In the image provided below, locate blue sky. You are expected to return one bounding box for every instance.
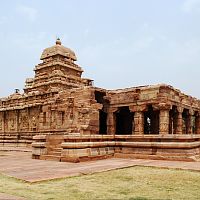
[0,0,200,98]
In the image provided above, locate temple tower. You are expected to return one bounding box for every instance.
[24,38,92,94]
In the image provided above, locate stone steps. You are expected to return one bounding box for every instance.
[40,147,63,161]
[51,147,62,156]
[0,133,34,147]
[40,155,62,162]
[53,148,62,152]
[51,151,62,156]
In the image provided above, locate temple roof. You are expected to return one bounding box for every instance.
[40,38,77,61]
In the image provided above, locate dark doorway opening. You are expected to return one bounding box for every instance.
[99,110,107,134]
[95,91,106,104]
[194,111,199,134]
[182,109,189,134]
[115,107,133,135]
[144,105,159,134]
[95,90,109,135]
[169,106,178,134]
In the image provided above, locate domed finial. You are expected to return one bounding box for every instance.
[56,38,61,45]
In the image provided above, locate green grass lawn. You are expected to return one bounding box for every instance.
[0,166,200,200]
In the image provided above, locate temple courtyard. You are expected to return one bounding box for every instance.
[0,148,200,199]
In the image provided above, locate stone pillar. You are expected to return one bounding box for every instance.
[50,111,56,129]
[195,113,200,134]
[158,103,171,135]
[159,109,170,135]
[187,110,194,134]
[134,111,144,135]
[3,112,7,132]
[16,110,19,132]
[132,116,135,135]
[2,112,5,133]
[27,108,30,131]
[176,107,183,134]
[129,105,146,135]
[107,108,118,135]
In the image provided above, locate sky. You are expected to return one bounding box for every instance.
[0,0,200,98]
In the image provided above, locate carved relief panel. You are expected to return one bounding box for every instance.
[19,110,29,131]
[9,118,15,130]
[29,107,40,131]
[6,111,17,131]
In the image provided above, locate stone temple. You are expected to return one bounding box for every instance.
[1,39,200,162]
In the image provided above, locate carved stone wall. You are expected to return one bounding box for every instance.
[0,40,200,147]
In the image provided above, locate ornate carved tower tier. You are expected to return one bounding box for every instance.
[24,38,92,94]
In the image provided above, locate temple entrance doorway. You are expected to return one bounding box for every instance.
[95,90,108,135]
[115,106,133,135]
[99,110,107,134]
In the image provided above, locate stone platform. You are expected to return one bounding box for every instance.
[32,134,200,162]
[1,149,200,183]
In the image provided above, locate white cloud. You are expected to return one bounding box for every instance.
[16,5,38,22]
[181,0,200,13]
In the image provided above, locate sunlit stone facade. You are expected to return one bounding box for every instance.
[1,39,200,162]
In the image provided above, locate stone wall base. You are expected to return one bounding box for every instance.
[0,132,35,148]
[32,134,200,162]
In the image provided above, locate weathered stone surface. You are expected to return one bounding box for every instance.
[1,39,200,162]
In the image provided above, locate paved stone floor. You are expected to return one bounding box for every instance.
[1,150,200,183]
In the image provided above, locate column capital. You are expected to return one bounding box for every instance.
[158,103,171,110]
[96,104,103,110]
[189,109,194,116]
[177,106,184,113]
[107,107,118,113]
